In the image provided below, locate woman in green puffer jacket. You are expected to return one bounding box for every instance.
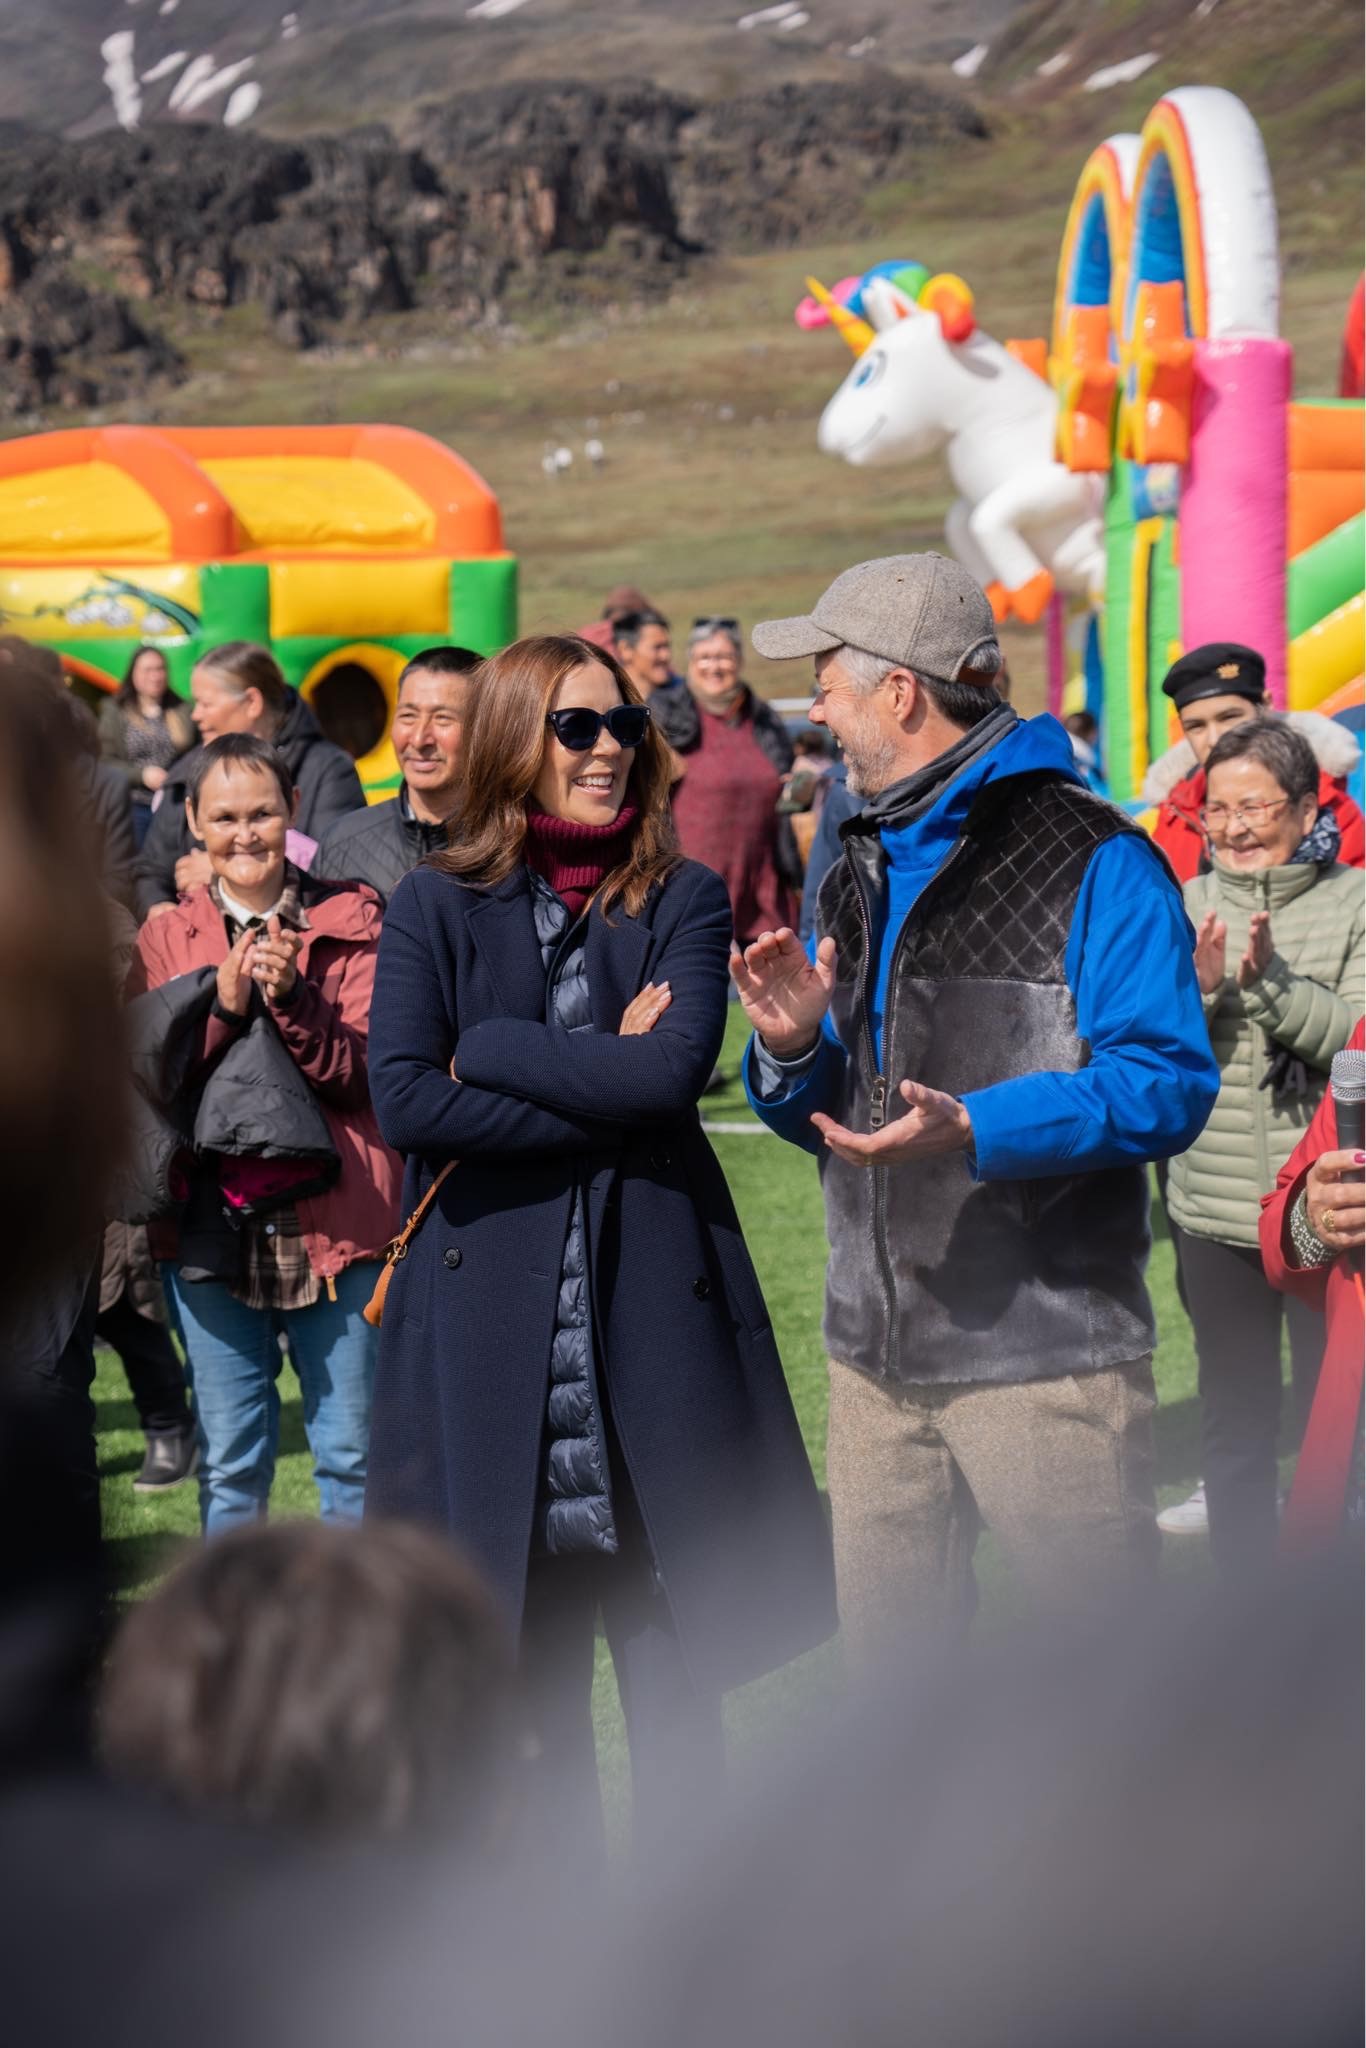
[1163,719,1364,1575]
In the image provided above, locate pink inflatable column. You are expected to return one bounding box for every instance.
[1181,336,1293,705]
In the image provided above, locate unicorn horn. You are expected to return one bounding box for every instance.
[805,275,874,356]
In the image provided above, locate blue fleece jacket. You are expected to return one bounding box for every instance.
[746,713,1218,1178]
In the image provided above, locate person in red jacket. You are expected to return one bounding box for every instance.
[1259,1018,1365,1553]
[127,732,402,1534]
[1144,643,1365,884]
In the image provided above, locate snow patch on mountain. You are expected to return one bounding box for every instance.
[165,52,256,112]
[466,0,533,16]
[738,3,807,27]
[1083,52,1159,90]
[224,80,263,125]
[951,41,988,77]
[141,49,188,81]
[101,30,141,128]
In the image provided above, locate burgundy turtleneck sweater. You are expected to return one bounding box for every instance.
[523,803,639,917]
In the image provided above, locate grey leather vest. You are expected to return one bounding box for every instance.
[817,770,1156,1386]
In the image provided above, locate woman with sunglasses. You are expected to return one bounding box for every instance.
[1163,719,1363,1574]
[365,635,835,1850]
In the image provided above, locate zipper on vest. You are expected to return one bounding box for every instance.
[845,848,900,1375]
[858,830,973,1379]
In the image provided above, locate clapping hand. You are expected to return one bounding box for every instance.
[1193,909,1228,995]
[215,927,257,1017]
[1236,910,1274,990]
[250,915,301,1003]
[729,928,837,1061]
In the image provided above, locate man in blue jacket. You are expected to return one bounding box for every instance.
[734,555,1218,1659]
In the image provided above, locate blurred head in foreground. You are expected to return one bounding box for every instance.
[100,1519,520,1845]
[0,637,125,1303]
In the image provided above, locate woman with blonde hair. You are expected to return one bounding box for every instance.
[366,634,834,1847]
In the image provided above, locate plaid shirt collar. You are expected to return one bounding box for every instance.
[212,862,311,941]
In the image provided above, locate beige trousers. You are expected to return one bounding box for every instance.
[826,1357,1160,1666]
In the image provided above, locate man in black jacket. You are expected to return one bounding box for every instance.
[134,646,364,920]
[312,647,479,904]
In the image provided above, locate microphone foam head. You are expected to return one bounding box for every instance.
[1330,1048,1366,1103]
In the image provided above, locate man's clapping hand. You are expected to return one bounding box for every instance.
[812,1079,973,1167]
[729,928,837,1061]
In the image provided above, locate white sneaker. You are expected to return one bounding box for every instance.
[1158,1483,1208,1535]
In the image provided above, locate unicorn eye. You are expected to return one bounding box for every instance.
[852,351,886,389]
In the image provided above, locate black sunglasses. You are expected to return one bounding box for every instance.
[546,703,651,752]
[692,615,740,634]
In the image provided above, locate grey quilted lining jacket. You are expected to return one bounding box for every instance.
[529,872,618,1556]
[1167,859,1365,1248]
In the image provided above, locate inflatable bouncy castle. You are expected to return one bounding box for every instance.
[800,87,1364,806]
[1049,88,1364,801]
[0,424,517,797]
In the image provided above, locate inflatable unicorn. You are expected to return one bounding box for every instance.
[800,260,1105,623]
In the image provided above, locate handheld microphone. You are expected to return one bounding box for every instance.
[1330,1051,1365,1270]
[1330,1049,1366,1172]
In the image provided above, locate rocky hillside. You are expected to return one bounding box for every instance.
[0,74,988,411]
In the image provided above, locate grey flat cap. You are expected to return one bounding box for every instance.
[752,553,1001,683]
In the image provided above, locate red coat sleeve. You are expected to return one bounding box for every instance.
[1260,1016,1366,1304]
[1328,785,1365,871]
[1150,801,1201,884]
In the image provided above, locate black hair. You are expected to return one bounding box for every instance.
[398,646,483,689]
[1205,718,1319,805]
[920,673,1002,730]
[188,733,295,813]
[613,609,670,648]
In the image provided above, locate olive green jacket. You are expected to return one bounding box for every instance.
[1167,860,1365,1247]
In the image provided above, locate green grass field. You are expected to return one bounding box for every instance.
[98,1001,1282,1816]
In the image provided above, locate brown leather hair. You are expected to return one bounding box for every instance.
[429,634,680,917]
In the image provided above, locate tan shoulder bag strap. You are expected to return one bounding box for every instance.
[363,1159,458,1329]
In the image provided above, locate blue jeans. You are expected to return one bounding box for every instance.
[164,1262,378,1534]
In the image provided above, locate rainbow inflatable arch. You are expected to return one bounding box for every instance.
[1047,87,1363,801]
[0,423,518,798]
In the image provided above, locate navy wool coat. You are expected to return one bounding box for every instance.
[365,856,836,1694]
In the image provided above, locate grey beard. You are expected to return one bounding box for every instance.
[844,732,899,797]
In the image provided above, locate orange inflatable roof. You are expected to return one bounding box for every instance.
[0,424,504,565]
